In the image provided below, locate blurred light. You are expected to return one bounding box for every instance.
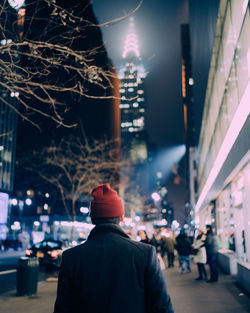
[156,171,162,179]
[195,81,250,213]
[80,207,89,214]
[162,209,167,213]
[25,198,32,205]
[172,220,179,228]
[44,203,48,210]
[50,250,59,258]
[25,249,32,256]
[11,198,18,206]
[11,221,21,230]
[0,146,3,151]
[124,217,132,226]
[45,193,50,198]
[34,221,40,226]
[152,192,160,201]
[26,190,34,197]
[156,145,186,181]
[135,216,140,222]
[54,221,60,226]
[189,77,194,85]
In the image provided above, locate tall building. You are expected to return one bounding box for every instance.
[4,0,120,240]
[0,1,25,234]
[0,1,24,193]
[180,24,197,216]
[195,0,250,293]
[118,18,148,216]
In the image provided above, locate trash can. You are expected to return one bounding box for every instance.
[16,257,39,296]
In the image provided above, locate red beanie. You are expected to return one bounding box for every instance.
[90,184,124,218]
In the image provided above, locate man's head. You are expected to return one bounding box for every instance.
[206,224,213,233]
[90,184,124,225]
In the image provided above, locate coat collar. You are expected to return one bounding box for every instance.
[88,223,130,240]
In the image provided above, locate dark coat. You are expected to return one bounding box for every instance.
[175,233,192,256]
[54,223,174,313]
[204,231,218,254]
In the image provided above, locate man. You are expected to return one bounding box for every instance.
[161,232,176,268]
[175,230,192,274]
[54,184,174,313]
[204,224,219,283]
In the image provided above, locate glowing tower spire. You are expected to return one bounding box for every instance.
[122,17,140,58]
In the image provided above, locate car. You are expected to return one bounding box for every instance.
[25,239,68,270]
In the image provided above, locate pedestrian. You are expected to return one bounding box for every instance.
[161,232,176,268]
[175,230,192,274]
[54,184,174,313]
[150,231,161,253]
[137,229,150,244]
[204,225,219,283]
[192,229,207,281]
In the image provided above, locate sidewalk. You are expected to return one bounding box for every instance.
[165,263,250,313]
[0,263,249,313]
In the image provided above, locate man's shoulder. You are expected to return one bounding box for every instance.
[63,236,153,257]
[62,242,87,258]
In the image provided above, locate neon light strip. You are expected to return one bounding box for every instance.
[195,81,250,213]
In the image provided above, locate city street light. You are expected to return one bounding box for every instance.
[80,207,89,214]
[11,198,18,206]
[25,198,32,206]
[151,192,160,202]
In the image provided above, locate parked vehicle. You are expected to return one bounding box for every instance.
[25,239,67,270]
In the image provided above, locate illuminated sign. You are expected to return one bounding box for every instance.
[0,192,9,224]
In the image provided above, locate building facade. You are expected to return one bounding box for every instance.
[118,18,148,216]
[195,0,250,292]
[0,1,25,238]
[180,23,197,215]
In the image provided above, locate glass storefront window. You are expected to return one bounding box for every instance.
[223,2,235,80]
[231,0,247,43]
[235,11,250,100]
[226,62,239,123]
[218,93,230,141]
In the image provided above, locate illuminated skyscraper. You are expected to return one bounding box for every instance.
[0,1,25,193]
[119,18,148,211]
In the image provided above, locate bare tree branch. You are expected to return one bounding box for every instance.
[20,135,130,225]
[0,0,143,129]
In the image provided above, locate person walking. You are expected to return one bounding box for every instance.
[192,229,207,281]
[54,184,174,313]
[175,230,192,274]
[161,233,176,268]
[204,224,219,283]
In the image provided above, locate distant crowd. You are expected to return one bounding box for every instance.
[137,224,219,283]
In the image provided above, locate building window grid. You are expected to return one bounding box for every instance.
[198,4,250,190]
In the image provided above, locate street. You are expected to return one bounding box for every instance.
[0,250,57,295]
[0,260,249,313]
